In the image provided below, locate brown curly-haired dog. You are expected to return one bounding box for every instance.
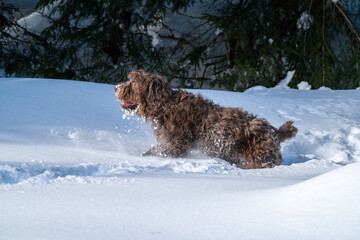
[114,70,297,169]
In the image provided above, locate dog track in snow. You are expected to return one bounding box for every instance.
[2,125,359,185]
[0,161,242,184]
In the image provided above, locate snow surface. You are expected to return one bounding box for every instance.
[276,70,295,88]
[1,78,360,240]
[147,26,161,47]
[296,12,314,31]
[297,81,312,90]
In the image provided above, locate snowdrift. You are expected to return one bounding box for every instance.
[1,78,360,240]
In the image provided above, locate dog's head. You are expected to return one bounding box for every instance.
[114,70,172,117]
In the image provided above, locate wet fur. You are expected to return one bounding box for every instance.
[115,70,297,169]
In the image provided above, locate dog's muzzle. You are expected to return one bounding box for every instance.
[114,83,125,100]
[114,83,123,93]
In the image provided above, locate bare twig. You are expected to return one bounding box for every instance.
[333,2,360,42]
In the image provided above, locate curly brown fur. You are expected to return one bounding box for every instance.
[114,70,298,169]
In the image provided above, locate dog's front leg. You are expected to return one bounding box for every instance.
[142,145,162,157]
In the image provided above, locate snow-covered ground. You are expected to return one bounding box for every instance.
[1,78,360,240]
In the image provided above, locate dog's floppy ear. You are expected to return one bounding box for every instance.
[146,75,172,103]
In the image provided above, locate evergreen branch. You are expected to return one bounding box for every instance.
[322,0,325,86]
[171,76,212,81]
[303,0,314,57]
[162,5,202,19]
[333,1,360,43]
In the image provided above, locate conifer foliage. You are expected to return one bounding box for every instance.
[177,0,360,90]
[1,0,195,83]
[1,0,359,90]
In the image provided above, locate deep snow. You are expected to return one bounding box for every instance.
[1,78,360,240]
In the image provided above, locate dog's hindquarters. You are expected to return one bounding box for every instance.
[200,115,285,169]
[242,120,297,168]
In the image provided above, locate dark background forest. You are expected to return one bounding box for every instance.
[1,0,360,91]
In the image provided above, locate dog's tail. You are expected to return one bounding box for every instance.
[277,121,298,142]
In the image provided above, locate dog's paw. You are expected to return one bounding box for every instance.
[142,146,158,157]
[142,151,152,157]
